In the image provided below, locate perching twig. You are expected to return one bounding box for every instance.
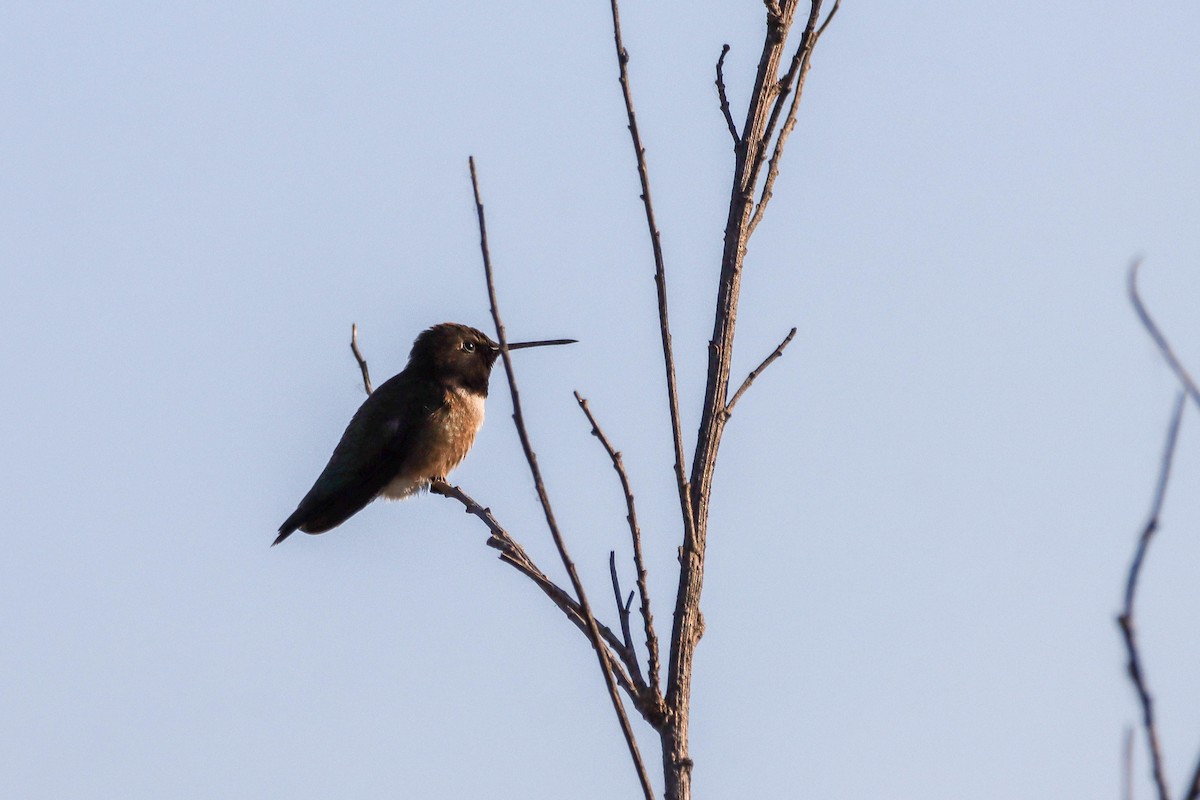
[468,156,656,800]
[577,391,662,700]
[1129,260,1200,411]
[430,480,648,706]
[607,0,698,564]
[350,323,373,394]
[716,45,740,144]
[724,327,797,418]
[1117,391,1186,800]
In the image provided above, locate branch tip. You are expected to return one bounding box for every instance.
[716,44,740,144]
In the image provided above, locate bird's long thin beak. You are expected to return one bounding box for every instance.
[504,338,578,350]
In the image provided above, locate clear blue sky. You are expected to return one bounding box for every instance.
[3,2,1199,798]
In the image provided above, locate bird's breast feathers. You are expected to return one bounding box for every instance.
[379,387,485,500]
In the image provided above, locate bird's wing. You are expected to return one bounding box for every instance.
[274,374,446,544]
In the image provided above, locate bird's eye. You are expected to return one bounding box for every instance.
[462,341,476,353]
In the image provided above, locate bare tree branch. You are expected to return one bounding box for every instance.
[1129,260,1200,411]
[350,323,373,394]
[606,0,699,565]
[468,156,657,800]
[724,327,797,418]
[1117,390,1186,800]
[748,0,839,235]
[1123,726,1135,800]
[715,45,740,145]
[576,391,663,701]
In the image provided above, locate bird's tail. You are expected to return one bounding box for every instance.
[272,510,304,547]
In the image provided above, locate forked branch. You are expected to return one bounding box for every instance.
[1122,258,1200,800]
[576,391,663,700]
[748,0,840,235]
[430,479,649,707]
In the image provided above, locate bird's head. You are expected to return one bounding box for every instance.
[407,323,575,395]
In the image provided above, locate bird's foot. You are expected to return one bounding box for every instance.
[429,477,451,496]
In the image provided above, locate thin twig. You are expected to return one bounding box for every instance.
[815,0,842,40]
[468,156,657,800]
[716,44,740,144]
[1123,726,1135,800]
[1117,391,1186,800]
[724,327,797,418]
[350,323,373,394]
[1129,260,1200,411]
[607,0,698,560]
[577,391,662,700]
[609,551,646,688]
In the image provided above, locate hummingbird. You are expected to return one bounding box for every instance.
[274,322,575,546]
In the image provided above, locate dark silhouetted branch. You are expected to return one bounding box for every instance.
[1117,391,1186,800]
[429,479,644,701]
[716,45,740,144]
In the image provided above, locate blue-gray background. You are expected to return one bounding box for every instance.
[3,2,1198,798]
